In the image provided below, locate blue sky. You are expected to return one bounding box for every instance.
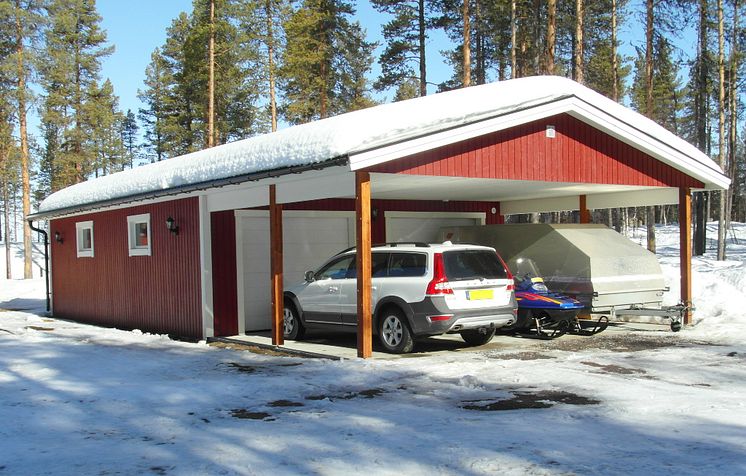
[91,1,689,124]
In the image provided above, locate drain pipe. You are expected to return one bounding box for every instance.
[27,219,50,313]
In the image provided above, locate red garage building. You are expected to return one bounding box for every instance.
[29,76,730,358]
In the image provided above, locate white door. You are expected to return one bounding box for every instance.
[384,211,486,243]
[236,211,355,332]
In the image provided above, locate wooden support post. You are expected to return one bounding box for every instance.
[269,184,284,345]
[579,195,591,224]
[679,187,693,325]
[355,171,373,358]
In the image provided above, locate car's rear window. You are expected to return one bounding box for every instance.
[443,250,507,280]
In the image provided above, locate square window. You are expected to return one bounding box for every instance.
[75,221,94,258]
[127,214,151,256]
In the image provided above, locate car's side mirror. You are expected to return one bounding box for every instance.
[304,270,315,282]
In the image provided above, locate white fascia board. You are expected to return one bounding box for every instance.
[566,99,730,190]
[277,169,355,204]
[207,184,269,212]
[501,196,580,214]
[502,188,680,214]
[348,99,574,171]
[586,188,679,209]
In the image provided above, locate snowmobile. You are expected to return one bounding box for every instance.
[505,257,608,339]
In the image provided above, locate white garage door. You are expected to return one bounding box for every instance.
[384,211,486,243]
[236,211,355,332]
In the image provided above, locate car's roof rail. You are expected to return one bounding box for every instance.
[381,242,430,248]
[332,242,431,256]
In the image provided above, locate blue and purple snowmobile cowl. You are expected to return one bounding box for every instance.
[505,258,607,339]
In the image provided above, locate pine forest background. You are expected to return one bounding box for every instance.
[1,0,745,279]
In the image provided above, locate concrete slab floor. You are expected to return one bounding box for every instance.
[210,319,680,360]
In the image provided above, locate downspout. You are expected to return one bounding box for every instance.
[27,219,50,313]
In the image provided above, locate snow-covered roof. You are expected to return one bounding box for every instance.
[36,76,729,218]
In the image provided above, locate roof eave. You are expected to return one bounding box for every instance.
[29,156,350,222]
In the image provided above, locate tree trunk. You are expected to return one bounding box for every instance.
[725,0,739,240]
[418,0,427,96]
[14,0,32,279]
[693,0,709,256]
[546,0,556,74]
[511,0,517,77]
[3,178,10,279]
[207,0,216,147]
[645,0,655,253]
[474,1,485,84]
[574,0,584,83]
[266,0,278,131]
[716,0,726,260]
[462,0,471,87]
[612,0,618,101]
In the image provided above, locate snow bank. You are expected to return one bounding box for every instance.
[38,76,723,215]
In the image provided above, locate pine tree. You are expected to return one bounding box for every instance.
[435,0,510,89]
[630,37,683,134]
[85,78,125,177]
[583,0,630,100]
[39,0,113,192]
[1,0,45,278]
[139,1,268,158]
[121,109,139,169]
[372,0,434,98]
[280,0,375,123]
[138,48,171,162]
[235,0,292,131]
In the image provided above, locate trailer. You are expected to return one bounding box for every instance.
[440,224,686,332]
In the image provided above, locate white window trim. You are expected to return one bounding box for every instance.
[127,213,152,257]
[75,221,94,258]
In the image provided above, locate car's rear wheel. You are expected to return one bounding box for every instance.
[283,301,305,340]
[460,328,496,346]
[378,309,414,354]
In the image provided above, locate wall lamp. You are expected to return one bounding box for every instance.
[54,231,63,244]
[372,207,378,220]
[166,216,179,235]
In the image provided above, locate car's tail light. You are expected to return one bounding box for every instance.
[497,252,514,291]
[426,253,453,295]
[428,315,452,322]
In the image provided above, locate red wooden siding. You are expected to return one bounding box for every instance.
[50,198,202,339]
[211,210,238,336]
[371,113,705,189]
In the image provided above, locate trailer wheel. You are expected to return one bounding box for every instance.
[670,320,682,332]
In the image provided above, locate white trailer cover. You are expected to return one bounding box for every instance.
[441,224,666,311]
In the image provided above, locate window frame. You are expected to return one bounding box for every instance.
[127,213,152,257]
[75,221,94,258]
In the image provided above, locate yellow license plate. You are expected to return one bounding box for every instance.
[467,289,493,300]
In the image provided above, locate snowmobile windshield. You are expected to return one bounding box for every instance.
[512,257,543,280]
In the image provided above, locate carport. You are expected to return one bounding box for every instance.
[202,76,729,358]
[33,76,729,355]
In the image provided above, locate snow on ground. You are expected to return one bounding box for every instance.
[1,224,746,475]
[1,242,46,280]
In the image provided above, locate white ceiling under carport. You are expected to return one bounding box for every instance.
[203,166,679,215]
[368,173,678,213]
